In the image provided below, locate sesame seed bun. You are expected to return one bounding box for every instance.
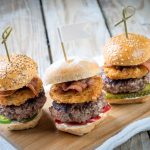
[0,54,38,91]
[44,57,100,84]
[0,110,42,130]
[106,95,150,104]
[55,111,110,136]
[103,33,150,66]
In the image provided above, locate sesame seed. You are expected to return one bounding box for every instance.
[0,54,38,91]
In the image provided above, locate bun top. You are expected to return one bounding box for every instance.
[103,33,150,66]
[0,54,38,91]
[45,57,100,84]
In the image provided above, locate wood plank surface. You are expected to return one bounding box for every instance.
[0,0,150,150]
[114,131,150,150]
[1,91,150,150]
[0,135,17,150]
[41,0,110,62]
[0,0,50,78]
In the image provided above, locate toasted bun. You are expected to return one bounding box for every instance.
[55,111,110,136]
[1,110,42,130]
[103,33,150,66]
[45,57,100,84]
[0,54,38,91]
[106,95,150,104]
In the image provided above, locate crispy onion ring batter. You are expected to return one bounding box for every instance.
[104,65,148,80]
[50,76,102,103]
[0,78,43,106]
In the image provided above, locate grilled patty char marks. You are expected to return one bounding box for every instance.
[0,90,46,121]
[49,94,108,123]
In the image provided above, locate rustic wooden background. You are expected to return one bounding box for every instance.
[0,0,150,149]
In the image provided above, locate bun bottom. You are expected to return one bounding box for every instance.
[55,111,110,136]
[107,95,150,104]
[1,110,42,130]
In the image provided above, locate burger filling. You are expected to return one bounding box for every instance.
[0,91,46,122]
[103,65,148,80]
[0,77,46,123]
[50,94,110,124]
[105,84,150,99]
[49,76,111,124]
[57,77,95,93]
[102,65,150,99]
[50,76,102,104]
[0,77,43,106]
[102,72,149,94]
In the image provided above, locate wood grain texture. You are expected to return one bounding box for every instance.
[0,135,17,150]
[99,0,150,38]
[1,92,150,150]
[42,0,110,62]
[0,0,50,78]
[114,131,150,150]
[0,0,150,150]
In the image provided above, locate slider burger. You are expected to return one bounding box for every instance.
[102,33,150,104]
[0,55,46,130]
[45,58,111,136]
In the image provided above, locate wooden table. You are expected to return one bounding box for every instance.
[0,0,150,149]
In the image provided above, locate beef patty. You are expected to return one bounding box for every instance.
[49,94,108,123]
[0,90,46,121]
[101,71,149,94]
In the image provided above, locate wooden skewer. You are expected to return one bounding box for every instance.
[114,6,135,38]
[122,8,128,38]
[57,28,68,62]
[1,26,13,62]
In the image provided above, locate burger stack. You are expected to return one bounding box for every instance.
[0,55,46,130]
[102,33,150,104]
[45,58,111,135]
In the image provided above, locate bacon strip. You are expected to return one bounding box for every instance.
[0,90,16,97]
[0,77,39,98]
[26,78,38,96]
[143,59,150,71]
[60,78,94,93]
